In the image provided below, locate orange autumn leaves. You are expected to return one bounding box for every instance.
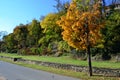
[57,1,104,50]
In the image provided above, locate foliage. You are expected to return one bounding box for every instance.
[18,48,39,55]
[71,49,86,60]
[57,1,105,76]
[40,13,64,55]
[13,24,28,49]
[40,13,62,38]
[102,11,120,54]
[40,13,61,47]
[3,33,17,53]
[57,1,104,50]
[58,41,71,52]
[1,0,120,62]
[0,41,5,52]
[30,47,40,55]
[28,19,42,46]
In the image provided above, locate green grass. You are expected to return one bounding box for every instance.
[0,53,120,69]
[0,58,119,80]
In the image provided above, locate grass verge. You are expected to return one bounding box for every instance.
[0,58,119,80]
[0,53,120,69]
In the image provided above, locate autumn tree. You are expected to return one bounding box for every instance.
[13,24,28,49]
[57,1,104,76]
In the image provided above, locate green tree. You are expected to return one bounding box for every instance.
[0,41,5,52]
[40,13,62,45]
[3,33,17,53]
[28,19,42,46]
[102,11,120,54]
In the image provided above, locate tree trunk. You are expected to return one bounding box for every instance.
[87,44,92,76]
[86,24,92,76]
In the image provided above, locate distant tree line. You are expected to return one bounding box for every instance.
[0,0,120,60]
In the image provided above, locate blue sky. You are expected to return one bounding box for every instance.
[0,0,69,33]
[0,0,112,33]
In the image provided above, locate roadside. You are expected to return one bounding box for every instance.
[0,61,80,80]
[0,58,119,80]
[0,53,120,69]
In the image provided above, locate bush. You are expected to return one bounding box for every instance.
[17,48,38,55]
[30,47,40,55]
[17,49,26,55]
[102,53,111,60]
[71,49,87,60]
[38,45,51,56]
[92,53,111,61]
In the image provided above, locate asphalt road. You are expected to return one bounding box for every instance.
[0,61,80,80]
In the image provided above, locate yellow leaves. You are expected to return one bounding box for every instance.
[76,22,81,26]
[75,10,80,16]
[93,3,100,11]
[56,1,104,50]
[69,2,77,9]
[41,13,60,32]
[61,16,65,21]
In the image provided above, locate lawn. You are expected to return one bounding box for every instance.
[0,53,120,69]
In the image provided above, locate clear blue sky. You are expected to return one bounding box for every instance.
[0,0,70,33]
[0,0,112,33]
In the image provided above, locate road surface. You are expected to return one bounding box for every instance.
[0,61,80,80]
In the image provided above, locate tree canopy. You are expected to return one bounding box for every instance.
[57,1,104,50]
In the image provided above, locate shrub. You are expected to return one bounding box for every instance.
[30,47,40,55]
[71,49,87,60]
